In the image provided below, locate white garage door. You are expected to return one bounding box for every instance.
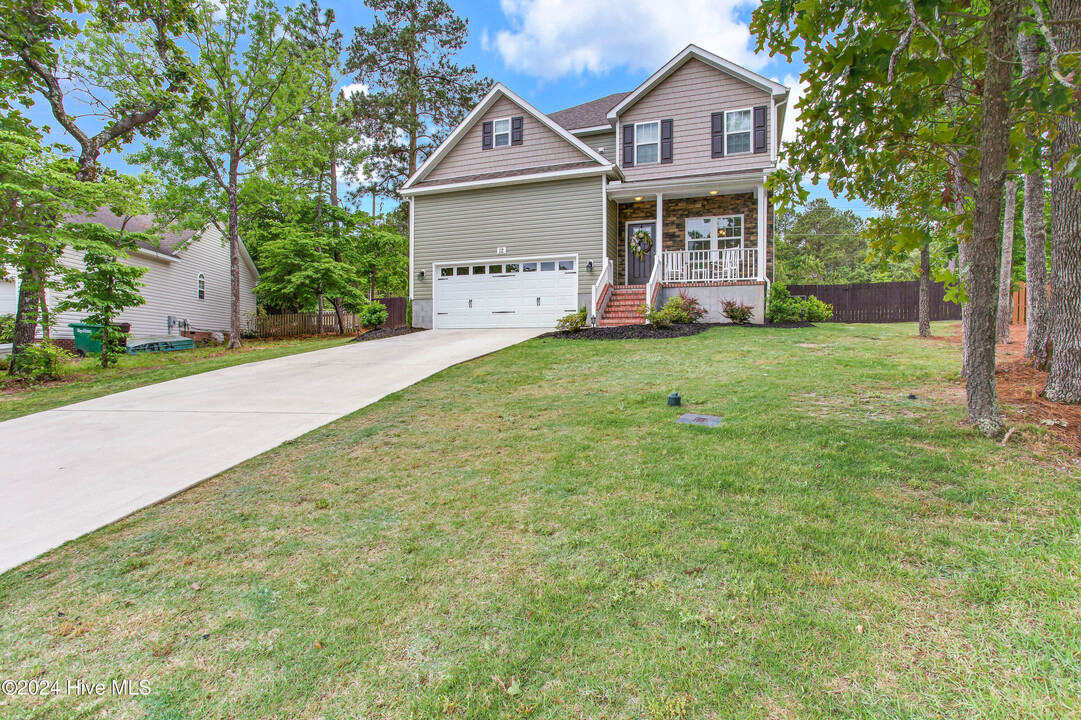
[434,257,579,328]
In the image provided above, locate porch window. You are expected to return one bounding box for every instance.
[726,110,752,155]
[493,118,511,147]
[635,121,660,164]
[684,215,744,251]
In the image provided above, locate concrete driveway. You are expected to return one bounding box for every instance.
[0,328,541,573]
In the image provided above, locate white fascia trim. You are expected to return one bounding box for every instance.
[400,164,618,197]
[402,83,612,190]
[570,124,614,135]
[607,45,789,122]
[132,247,178,263]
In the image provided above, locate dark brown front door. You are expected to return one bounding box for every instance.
[627,222,656,285]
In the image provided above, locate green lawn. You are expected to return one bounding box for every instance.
[0,335,351,422]
[1,322,1077,719]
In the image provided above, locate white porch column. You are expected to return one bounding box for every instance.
[656,192,664,255]
[756,185,767,280]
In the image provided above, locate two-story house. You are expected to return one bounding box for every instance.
[401,45,789,329]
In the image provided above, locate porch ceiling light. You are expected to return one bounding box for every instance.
[634,196,643,201]
[709,190,718,195]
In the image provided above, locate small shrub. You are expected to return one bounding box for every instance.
[765,283,834,323]
[556,306,588,332]
[640,294,705,327]
[720,299,754,324]
[803,295,834,322]
[359,301,389,329]
[8,340,70,382]
[0,313,14,343]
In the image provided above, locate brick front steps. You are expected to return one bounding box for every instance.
[598,285,647,327]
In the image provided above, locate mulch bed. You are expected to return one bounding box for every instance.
[937,322,1080,455]
[349,326,426,343]
[539,321,814,341]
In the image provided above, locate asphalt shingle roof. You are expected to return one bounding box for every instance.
[548,91,629,131]
[65,210,199,258]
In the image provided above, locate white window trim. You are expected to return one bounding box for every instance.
[492,116,512,148]
[197,272,205,300]
[634,120,660,165]
[684,214,746,252]
[724,108,754,156]
[624,219,657,285]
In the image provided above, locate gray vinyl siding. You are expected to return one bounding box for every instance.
[606,198,618,262]
[44,224,258,339]
[578,130,616,163]
[425,97,595,183]
[412,176,605,299]
[619,58,773,180]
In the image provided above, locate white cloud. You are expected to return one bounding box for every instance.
[340,82,368,98]
[489,0,764,79]
[780,72,807,146]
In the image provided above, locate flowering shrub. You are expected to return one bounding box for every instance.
[720,299,754,324]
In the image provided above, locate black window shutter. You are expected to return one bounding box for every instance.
[753,105,768,153]
[660,119,673,163]
[511,116,523,146]
[711,112,724,158]
[482,121,493,150]
[622,123,635,167]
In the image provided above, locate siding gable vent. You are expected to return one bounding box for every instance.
[622,123,635,167]
[753,105,768,153]
[482,121,493,150]
[511,116,523,145]
[710,112,724,158]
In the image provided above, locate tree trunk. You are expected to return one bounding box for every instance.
[1044,0,1081,403]
[329,149,346,335]
[1017,33,1051,368]
[997,179,1017,343]
[918,244,931,337]
[227,155,242,350]
[965,0,1016,438]
[946,64,971,376]
[10,270,41,373]
[317,291,324,335]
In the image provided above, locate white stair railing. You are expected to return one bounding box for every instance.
[590,257,613,324]
[645,252,663,311]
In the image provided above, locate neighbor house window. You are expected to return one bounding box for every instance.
[197,273,205,300]
[726,110,752,154]
[635,121,660,164]
[493,118,511,147]
[685,215,744,251]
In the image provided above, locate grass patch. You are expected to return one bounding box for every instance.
[0,335,350,421]
[0,322,1078,719]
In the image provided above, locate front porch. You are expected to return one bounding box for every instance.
[592,183,773,325]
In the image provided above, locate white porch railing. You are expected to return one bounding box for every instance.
[661,248,759,283]
[590,257,613,322]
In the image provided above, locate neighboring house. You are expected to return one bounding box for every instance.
[6,210,259,346]
[401,44,789,329]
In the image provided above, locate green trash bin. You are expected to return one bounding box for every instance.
[69,322,104,356]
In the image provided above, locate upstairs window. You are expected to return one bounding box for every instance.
[635,121,659,164]
[726,109,752,155]
[493,118,511,147]
[197,273,205,300]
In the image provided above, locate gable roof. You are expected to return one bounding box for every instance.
[66,209,259,278]
[608,44,788,121]
[549,92,630,132]
[402,83,617,191]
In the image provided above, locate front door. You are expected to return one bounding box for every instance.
[627,222,656,285]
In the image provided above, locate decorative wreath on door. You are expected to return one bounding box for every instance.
[630,229,654,260]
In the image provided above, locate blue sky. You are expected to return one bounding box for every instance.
[27,0,873,217]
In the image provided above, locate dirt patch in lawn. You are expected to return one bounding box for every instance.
[349,326,426,343]
[932,322,1080,455]
[539,321,814,341]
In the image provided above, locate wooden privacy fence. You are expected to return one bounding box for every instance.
[248,297,407,338]
[786,281,962,323]
[1012,282,1027,324]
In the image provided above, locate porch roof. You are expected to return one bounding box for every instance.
[606,169,769,202]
